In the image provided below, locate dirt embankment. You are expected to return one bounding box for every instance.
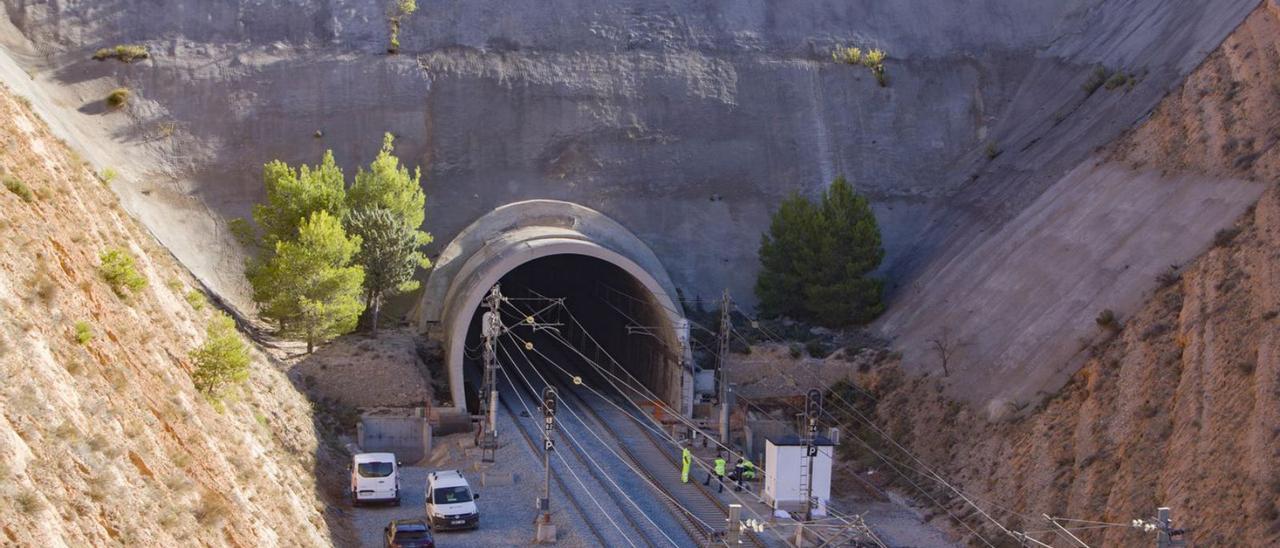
[855,5,1280,546]
[0,87,348,545]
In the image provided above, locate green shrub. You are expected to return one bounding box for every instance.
[985,142,1001,160]
[185,290,206,311]
[832,46,863,65]
[387,0,418,53]
[191,313,251,398]
[1082,66,1109,95]
[98,248,147,297]
[74,321,94,345]
[863,48,886,69]
[106,88,130,109]
[92,45,149,63]
[1103,72,1128,91]
[3,176,33,202]
[99,167,118,185]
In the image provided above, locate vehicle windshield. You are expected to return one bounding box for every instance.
[358,462,394,478]
[432,486,472,504]
[394,530,430,541]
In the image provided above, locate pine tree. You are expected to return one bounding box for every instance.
[345,133,433,331]
[806,177,885,325]
[755,195,823,319]
[347,133,430,248]
[346,207,429,335]
[755,176,884,326]
[191,313,251,398]
[250,150,347,252]
[250,211,365,352]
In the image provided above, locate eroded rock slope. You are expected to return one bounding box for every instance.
[0,86,344,546]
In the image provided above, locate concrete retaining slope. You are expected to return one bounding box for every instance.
[877,160,1265,409]
[0,0,1262,313]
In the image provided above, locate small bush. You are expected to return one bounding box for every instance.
[863,48,886,69]
[1156,265,1181,288]
[184,290,206,311]
[1103,72,1128,90]
[1082,66,1109,95]
[805,339,832,358]
[1213,227,1241,247]
[92,44,149,63]
[99,247,147,297]
[191,313,251,398]
[832,46,863,65]
[74,321,94,345]
[16,492,43,514]
[4,176,33,202]
[788,343,803,359]
[105,88,130,109]
[99,167,118,185]
[985,142,1001,160]
[1095,309,1120,331]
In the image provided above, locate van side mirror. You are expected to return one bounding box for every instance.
[473,493,480,500]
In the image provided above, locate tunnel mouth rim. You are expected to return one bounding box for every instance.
[438,235,685,412]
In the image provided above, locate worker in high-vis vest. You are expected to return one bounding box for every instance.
[742,458,756,481]
[703,454,727,493]
[680,447,692,483]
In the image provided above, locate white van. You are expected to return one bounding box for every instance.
[350,452,401,506]
[425,470,479,530]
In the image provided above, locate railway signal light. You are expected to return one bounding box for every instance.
[805,389,823,420]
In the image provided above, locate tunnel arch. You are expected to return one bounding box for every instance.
[416,200,690,414]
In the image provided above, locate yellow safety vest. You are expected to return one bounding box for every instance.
[742,460,756,479]
[714,458,726,476]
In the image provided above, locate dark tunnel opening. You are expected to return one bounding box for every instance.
[461,254,681,414]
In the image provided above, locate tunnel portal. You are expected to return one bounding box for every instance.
[463,254,682,411]
[416,200,692,416]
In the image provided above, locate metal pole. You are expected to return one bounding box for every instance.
[541,387,558,524]
[804,389,822,523]
[480,285,503,462]
[717,289,732,444]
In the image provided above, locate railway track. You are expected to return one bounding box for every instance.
[494,381,610,546]
[500,343,686,547]
[520,333,771,548]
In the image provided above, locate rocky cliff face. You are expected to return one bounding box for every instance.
[0,87,343,546]
[863,4,1280,544]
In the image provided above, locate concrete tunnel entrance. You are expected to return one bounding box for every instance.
[415,200,692,417]
[461,254,682,411]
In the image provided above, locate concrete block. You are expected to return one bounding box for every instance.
[535,522,557,544]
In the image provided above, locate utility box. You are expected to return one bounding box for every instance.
[762,435,835,512]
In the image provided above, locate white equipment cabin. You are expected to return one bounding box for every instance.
[762,435,835,513]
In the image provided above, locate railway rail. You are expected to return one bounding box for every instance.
[514,330,771,548]
[500,342,688,547]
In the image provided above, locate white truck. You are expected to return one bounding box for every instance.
[350,452,401,506]
[425,470,480,530]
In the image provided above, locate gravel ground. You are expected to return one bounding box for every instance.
[350,407,599,547]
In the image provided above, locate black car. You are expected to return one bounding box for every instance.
[384,519,434,548]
